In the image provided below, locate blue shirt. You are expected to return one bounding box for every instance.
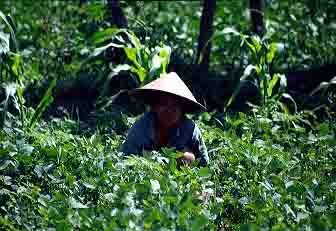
[121,112,209,166]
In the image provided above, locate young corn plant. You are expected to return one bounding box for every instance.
[0,11,25,128]
[1,10,56,130]
[91,28,171,87]
[220,29,297,116]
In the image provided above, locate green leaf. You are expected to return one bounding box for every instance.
[0,31,10,55]
[29,78,57,129]
[124,47,141,69]
[83,181,95,189]
[1,82,18,128]
[278,74,287,90]
[149,45,171,74]
[0,11,18,52]
[281,93,297,114]
[267,74,280,97]
[92,42,124,57]
[309,76,336,96]
[69,197,88,208]
[130,66,147,83]
[244,65,257,80]
[239,224,259,231]
[267,42,279,63]
[191,214,208,230]
[34,165,43,178]
[221,27,240,35]
[317,123,329,135]
[251,36,262,53]
[169,158,177,172]
[92,28,124,44]
[150,179,160,193]
[284,204,296,219]
[199,167,210,177]
[125,30,142,50]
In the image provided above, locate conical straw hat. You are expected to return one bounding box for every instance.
[128,72,206,113]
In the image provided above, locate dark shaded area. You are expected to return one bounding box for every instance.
[23,71,139,122]
[195,0,216,74]
[106,0,128,28]
[249,0,264,36]
[20,62,334,124]
[284,63,336,113]
[285,63,336,95]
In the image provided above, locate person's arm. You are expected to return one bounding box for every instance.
[191,123,209,166]
[121,120,144,156]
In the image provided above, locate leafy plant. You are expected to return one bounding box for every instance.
[1,105,335,230]
[218,28,297,116]
[92,28,171,86]
[28,78,56,129]
[0,10,26,128]
[0,2,335,230]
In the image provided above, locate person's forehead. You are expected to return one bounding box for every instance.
[159,94,180,101]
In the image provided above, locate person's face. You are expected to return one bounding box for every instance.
[151,95,183,128]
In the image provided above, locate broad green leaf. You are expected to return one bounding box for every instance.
[191,214,208,230]
[199,167,210,177]
[267,74,280,97]
[281,93,297,114]
[0,11,18,52]
[251,36,262,53]
[150,45,171,74]
[130,66,147,83]
[278,74,287,90]
[309,76,336,96]
[127,31,142,50]
[92,28,124,44]
[124,47,142,69]
[241,65,256,80]
[69,197,88,208]
[267,42,279,63]
[111,64,131,73]
[221,27,240,35]
[92,42,124,57]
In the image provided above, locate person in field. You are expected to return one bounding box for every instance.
[121,72,209,166]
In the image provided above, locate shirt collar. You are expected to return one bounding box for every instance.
[148,111,182,142]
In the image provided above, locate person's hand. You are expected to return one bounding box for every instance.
[181,151,195,165]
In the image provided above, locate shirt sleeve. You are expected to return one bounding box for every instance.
[192,123,209,166]
[121,118,145,156]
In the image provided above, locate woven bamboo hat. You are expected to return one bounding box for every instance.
[128,72,206,113]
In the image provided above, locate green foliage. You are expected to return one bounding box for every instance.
[92,28,171,86]
[0,2,335,230]
[0,107,335,230]
[0,10,26,128]
[28,78,56,129]
[1,10,57,131]
[223,29,291,114]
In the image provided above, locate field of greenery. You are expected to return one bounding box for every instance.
[1,1,336,230]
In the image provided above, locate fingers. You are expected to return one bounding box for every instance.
[183,152,195,161]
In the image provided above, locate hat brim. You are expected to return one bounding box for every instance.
[128,89,206,114]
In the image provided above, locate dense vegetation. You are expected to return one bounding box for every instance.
[1,1,335,230]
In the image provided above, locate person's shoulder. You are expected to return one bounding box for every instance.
[128,112,154,133]
[180,116,195,127]
[180,117,205,138]
[137,111,154,124]
[177,117,197,134]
